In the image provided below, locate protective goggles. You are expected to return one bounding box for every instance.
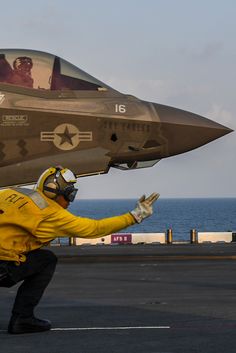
[55,168,78,202]
[60,184,78,202]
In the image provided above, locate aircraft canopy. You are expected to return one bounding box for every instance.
[0,49,108,91]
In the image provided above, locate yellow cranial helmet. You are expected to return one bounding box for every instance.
[36,166,78,202]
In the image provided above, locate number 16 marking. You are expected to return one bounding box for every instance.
[115,104,126,113]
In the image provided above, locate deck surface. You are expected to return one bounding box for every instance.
[1,244,236,353]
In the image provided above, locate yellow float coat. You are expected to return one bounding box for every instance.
[0,188,135,263]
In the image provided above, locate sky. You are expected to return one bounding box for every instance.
[0,0,235,198]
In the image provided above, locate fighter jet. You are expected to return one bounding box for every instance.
[0,49,232,187]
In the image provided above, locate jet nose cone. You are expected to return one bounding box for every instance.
[154,103,233,157]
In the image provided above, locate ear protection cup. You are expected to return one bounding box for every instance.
[43,182,58,199]
[36,167,57,193]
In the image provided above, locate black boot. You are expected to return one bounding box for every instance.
[8,314,51,334]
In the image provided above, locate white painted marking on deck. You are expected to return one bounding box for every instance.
[0,326,170,333]
[51,326,170,331]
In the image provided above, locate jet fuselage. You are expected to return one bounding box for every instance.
[0,49,232,186]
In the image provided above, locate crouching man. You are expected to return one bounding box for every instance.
[0,166,159,334]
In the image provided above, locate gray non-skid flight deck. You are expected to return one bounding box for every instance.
[1,244,236,353]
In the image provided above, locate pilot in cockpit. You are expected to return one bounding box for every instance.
[0,54,33,88]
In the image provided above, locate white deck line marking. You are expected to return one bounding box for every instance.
[51,326,170,331]
[0,326,170,333]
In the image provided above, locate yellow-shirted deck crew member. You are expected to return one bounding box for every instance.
[0,166,159,334]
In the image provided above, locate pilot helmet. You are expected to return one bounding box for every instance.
[36,166,78,202]
[13,56,33,72]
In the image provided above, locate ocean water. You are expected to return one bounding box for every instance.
[68,198,236,241]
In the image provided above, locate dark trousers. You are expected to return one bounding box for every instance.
[0,249,57,317]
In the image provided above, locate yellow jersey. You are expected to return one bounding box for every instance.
[0,188,135,263]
